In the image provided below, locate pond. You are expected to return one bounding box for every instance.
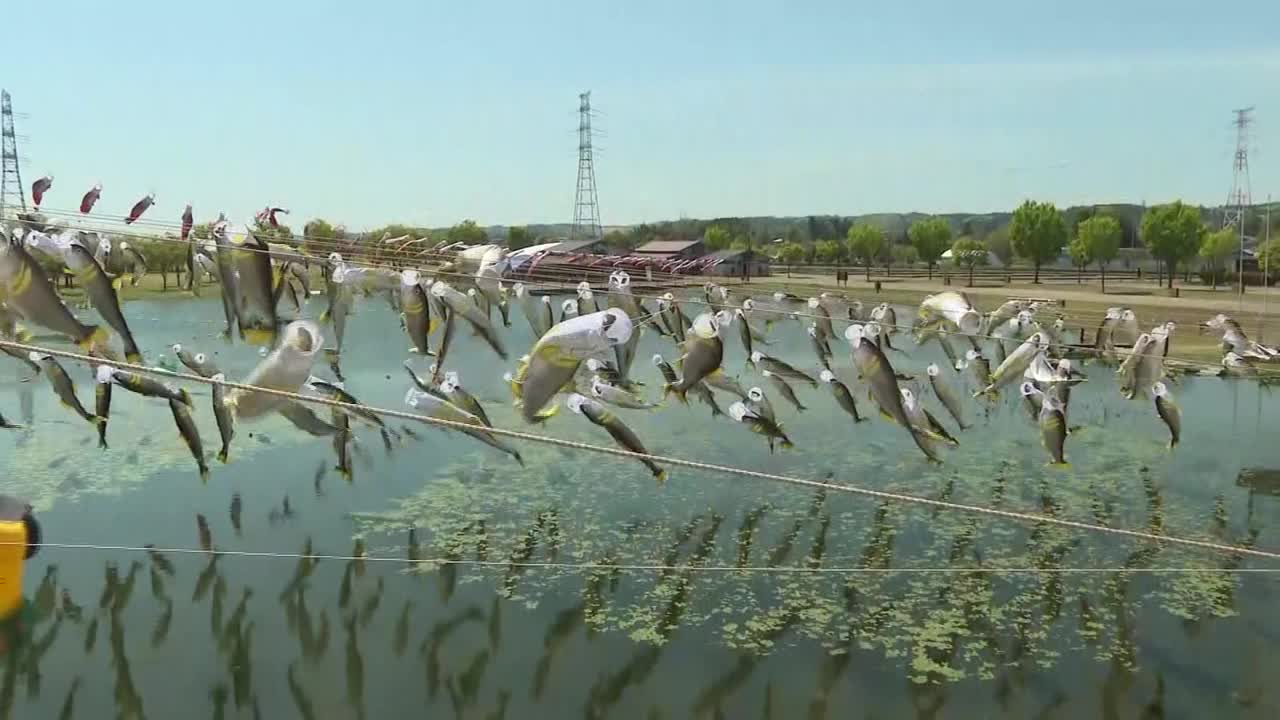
[1,290,1278,719]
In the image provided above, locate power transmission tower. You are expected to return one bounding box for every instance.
[569,91,602,243]
[0,90,26,218]
[1223,106,1254,231]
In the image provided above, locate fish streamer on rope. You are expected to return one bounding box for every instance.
[0,338,1277,564]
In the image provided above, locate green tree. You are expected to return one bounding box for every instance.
[446,219,489,246]
[1076,215,1122,293]
[1199,227,1237,290]
[1067,235,1091,283]
[847,224,886,281]
[895,244,919,266]
[190,222,215,241]
[1257,238,1280,276]
[703,225,732,251]
[776,242,806,277]
[813,239,845,264]
[1141,201,1206,290]
[908,217,952,280]
[985,225,1013,266]
[507,226,534,250]
[730,235,753,251]
[950,237,988,287]
[1009,200,1066,283]
[602,229,631,250]
[301,218,336,258]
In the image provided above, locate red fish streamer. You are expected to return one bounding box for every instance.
[30,176,52,207]
[79,183,102,214]
[124,193,155,224]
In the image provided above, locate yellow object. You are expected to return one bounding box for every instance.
[0,521,25,619]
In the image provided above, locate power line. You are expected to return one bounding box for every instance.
[0,90,26,218]
[569,91,603,244]
[0,336,1274,564]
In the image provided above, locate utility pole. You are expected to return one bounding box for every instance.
[569,91,602,243]
[1225,106,1254,304]
[0,90,26,219]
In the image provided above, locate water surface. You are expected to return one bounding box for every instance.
[1,294,1278,719]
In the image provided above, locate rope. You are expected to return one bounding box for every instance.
[1,337,1276,564]
[9,541,1276,574]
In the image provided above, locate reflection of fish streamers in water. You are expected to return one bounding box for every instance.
[354,427,1255,682]
[0,414,311,510]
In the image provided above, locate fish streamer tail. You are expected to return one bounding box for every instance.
[663,382,690,405]
[78,325,109,352]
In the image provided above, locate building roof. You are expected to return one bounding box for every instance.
[706,248,765,262]
[634,239,703,254]
[551,238,608,254]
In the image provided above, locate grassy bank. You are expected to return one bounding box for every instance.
[726,274,1280,366]
[59,268,1280,366]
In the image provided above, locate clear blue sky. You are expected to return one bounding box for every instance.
[6,1,1279,230]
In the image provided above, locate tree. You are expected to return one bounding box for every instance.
[1067,235,1091,283]
[895,244,919,266]
[813,239,845,265]
[1141,201,1206,290]
[908,217,952,280]
[1257,238,1280,277]
[703,225,732,252]
[602,229,631,250]
[986,225,1013,266]
[847,224,886,281]
[950,237,988,287]
[1076,215,1122,293]
[507,226,534,250]
[1199,227,1237,290]
[776,242,806,277]
[730,234,754,251]
[1009,200,1066,283]
[446,219,488,246]
[190,222,215,241]
[301,219,336,258]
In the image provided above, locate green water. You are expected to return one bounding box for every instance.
[1,293,1279,719]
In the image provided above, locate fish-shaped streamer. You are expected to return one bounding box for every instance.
[124,193,155,224]
[226,320,323,420]
[566,393,665,482]
[512,308,633,423]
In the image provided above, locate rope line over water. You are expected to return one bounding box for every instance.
[5,540,1278,574]
[1,338,1276,564]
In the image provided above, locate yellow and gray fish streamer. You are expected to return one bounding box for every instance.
[847,324,940,463]
[226,320,323,420]
[513,308,632,423]
[1153,381,1181,449]
[0,238,106,350]
[728,400,793,453]
[566,393,665,483]
[169,396,209,482]
[926,363,968,430]
[32,352,97,425]
[404,387,523,465]
[211,374,235,463]
[818,370,864,424]
[170,344,220,378]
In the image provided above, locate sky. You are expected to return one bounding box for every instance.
[5,1,1280,231]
